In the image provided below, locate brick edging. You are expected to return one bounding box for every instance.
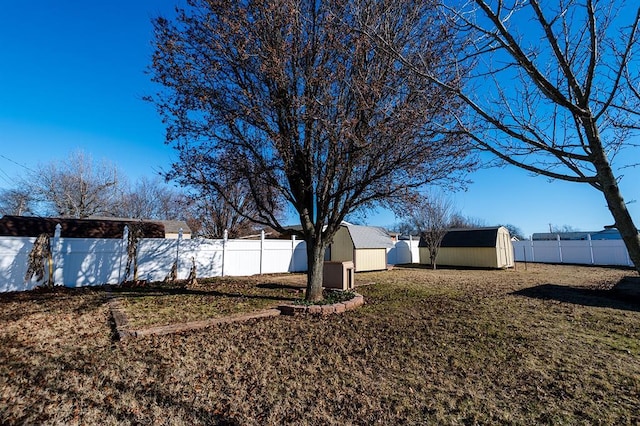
[105,286,134,340]
[105,289,365,340]
[278,293,365,316]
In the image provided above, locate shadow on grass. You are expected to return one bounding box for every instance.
[256,282,304,291]
[110,286,297,302]
[392,263,497,271]
[512,276,640,312]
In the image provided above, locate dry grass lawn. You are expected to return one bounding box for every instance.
[1,263,639,425]
[112,276,305,329]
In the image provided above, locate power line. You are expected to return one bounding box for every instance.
[0,154,35,173]
[0,166,15,186]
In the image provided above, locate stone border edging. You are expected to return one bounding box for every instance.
[105,287,364,340]
[278,293,364,316]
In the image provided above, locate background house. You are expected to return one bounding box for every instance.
[532,229,632,241]
[0,215,169,239]
[88,216,192,239]
[419,226,514,269]
[328,222,394,272]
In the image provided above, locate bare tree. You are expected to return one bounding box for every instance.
[113,177,188,220]
[448,213,487,229]
[402,193,456,269]
[0,188,34,216]
[371,0,640,272]
[550,224,580,234]
[27,150,121,218]
[148,0,473,300]
[186,185,259,239]
[500,223,525,240]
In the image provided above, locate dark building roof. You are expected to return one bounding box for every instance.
[0,215,165,238]
[419,227,503,248]
[88,216,191,235]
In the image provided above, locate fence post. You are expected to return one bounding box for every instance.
[260,230,265,275]
[52,224,62,286]
[177,228,183,279]
[557,234,563,263]
[291,235,296,272]
[119,226,129,283]
[409,235,413,263]
[587,233,594,265]
[222,229,228,277]
[530,237,535,262]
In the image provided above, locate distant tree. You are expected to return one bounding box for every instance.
[500,223,525,240]
[448,213,487,229]
[371,1,640,272]
[114,177,187,220]
[149,0,473,300]
[27,150,121,218]
[549,224,580,234]
[185,184,259,239]
[0,188,34,216]
[401,193,456,269]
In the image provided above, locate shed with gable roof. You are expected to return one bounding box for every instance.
[328,222,394,272]
[419,226,514,269]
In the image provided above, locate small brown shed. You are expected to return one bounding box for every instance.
[419,226,514,269]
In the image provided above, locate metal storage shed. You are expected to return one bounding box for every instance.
[328,222,394,272]
[419,226,514,269]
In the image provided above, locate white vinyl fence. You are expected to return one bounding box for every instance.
[513,236,633,267]
[0,229,420,293]
[0,230,307,293]
[387,239,420,265]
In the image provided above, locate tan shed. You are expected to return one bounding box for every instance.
[419,226,514,269]
[328,222,394,272]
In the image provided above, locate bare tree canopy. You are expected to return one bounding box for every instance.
[113,177,188,221]
[148,0,473,300]
[374,0,640,272]
[27,150,121,219]
[0,188,34,216]
[186,180,260,239]
[401,192,456,269]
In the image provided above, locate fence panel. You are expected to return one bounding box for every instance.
[1,234,430,292]
[387,240,420,265]
[559,240,592,265]
[0,237,39,292]
[513,239,632,267]
[223,239,262,276]
[591,240,632,266]
[58,238,124,287]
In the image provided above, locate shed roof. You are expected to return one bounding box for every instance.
[419,227,504,248]
[343,223,394,249]
[0,215,165,238]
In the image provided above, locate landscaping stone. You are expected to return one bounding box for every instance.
[278,304,307,316]
[320,304,336,315]
[343,299,356,311]
[307,305,322,315]
[278,293,364,316]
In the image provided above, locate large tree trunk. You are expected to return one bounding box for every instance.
[586,119,640,273]
[595,166,640,273]
[305,238,327,302]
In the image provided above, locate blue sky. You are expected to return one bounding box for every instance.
[1,1,638,238]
